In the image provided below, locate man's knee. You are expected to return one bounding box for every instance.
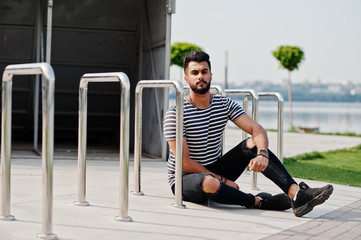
[246,137,256,148]
[202,174,221,194]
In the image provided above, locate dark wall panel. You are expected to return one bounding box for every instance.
[52,30,136,65]
[53,0,137,31]
[0,27,34,61]
[0,1,35,25]
[48,0,139,147]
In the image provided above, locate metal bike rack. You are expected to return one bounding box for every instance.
[224,89,259,190]
[73,72,132,222]
[183,85,226,153]
[258,92,284,162]
[132,80,185,208]
[0,63,57,239]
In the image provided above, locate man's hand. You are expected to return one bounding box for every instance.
[249,155,269,172]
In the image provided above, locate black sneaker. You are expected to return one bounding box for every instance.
[256,192,291,211]
[291,182,334,217]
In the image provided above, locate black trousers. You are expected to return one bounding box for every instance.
[172,138,297,208]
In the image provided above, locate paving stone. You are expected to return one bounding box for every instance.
[263,199,361,240]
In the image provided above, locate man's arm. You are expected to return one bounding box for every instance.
[233,114,269,172]
[167,138,239,189]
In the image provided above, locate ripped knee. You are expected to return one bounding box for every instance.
[202,174,221,194]
[246,137,256,149]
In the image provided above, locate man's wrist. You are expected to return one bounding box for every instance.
[257,149,269,158]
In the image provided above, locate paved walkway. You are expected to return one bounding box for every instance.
[0,130,361,239]
[225,127,361,157]
[263,199,361,240]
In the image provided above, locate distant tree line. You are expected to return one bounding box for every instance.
[290,91,361,102]
[237,83,361,102]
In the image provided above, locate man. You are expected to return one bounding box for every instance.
[163,50,333,216]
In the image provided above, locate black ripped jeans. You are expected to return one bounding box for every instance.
[171,138,297,208]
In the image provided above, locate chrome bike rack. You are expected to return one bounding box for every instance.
[132,80,185,208]
[224,89,259,190]
[258,92,284,162]
[0,63,57,239]
[73,72,132,222]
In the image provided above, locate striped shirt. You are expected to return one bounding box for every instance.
[163,93,245,187]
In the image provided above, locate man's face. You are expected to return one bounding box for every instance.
[184,61,212,94]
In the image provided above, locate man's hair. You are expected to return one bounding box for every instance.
[183,50,211,73]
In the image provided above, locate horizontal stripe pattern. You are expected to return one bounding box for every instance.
[163,94,245,186]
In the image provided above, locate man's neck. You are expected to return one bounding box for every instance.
[188,91,212,108]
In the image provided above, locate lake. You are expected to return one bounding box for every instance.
[241,100,361,134]
[168,97,361,134]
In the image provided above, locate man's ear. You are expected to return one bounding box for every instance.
[184,74,189,84]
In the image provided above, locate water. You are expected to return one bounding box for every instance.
[244,101,361,134]
[168,97,361,134]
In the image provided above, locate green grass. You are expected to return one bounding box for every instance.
[283,144,361,187]
[265,128,361,137]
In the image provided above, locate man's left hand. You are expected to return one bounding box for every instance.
[249,155,269,172]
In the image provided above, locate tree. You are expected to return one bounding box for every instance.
[171,42,203,79]
[272,46,305,130]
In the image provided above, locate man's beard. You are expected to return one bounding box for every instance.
[190,80,211,94]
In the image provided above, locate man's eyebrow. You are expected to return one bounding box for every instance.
[190,68,209,72]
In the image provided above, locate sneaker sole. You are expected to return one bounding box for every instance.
[293,185,334,217]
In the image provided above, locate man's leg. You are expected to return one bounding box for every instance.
[237,137,298,193]
[175,172,291,210]
[245,137,334,217]
[173,173,256,208]
[206,137,297,191]
[206,139,253,181]
[203,139,291,210]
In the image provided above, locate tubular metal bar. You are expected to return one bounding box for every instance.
[183,85,226,154]
[225,89,259,190]
[73,72,132,222]
[46,0,53,65]
[258,92,284,162]
[242,96,250,141]
[33,0,42,154]
[133,80,185,208]
[0,63,57,239]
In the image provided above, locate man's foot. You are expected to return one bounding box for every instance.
[256,192,291,211]
[291,182,334,217]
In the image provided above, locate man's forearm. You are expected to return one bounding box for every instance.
[168,139,222,179]
[183,157,221,179]
[252,125,269,151]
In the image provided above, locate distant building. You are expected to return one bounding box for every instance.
[327,85,342,93]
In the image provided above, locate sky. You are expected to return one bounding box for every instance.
[170,0,361,86]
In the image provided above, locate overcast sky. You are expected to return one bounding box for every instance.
[170,0,361,86]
